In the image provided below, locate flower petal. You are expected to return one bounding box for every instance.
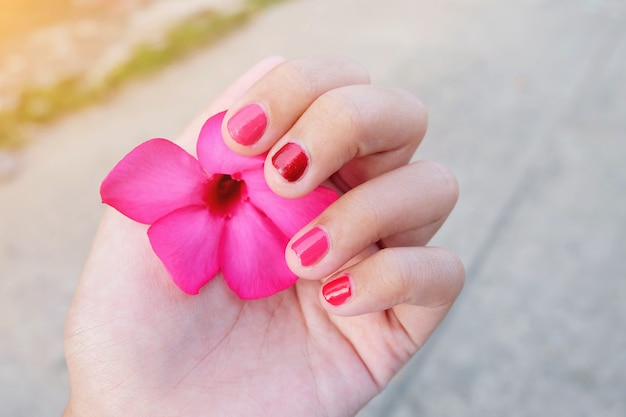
[101,139,207,224]
[220,202,297,299]
[148,206,224,295]
[241,169,338,238]
[196,112,265,175]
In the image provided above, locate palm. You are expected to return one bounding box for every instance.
[65,211,445,417]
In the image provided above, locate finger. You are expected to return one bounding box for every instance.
[318,247,465,317]
[221,55,371,154]
[286,160,459,279]
[206,56,287,116]
[177,56,286,150]
[378,210,451,249]
[265,84,427,198]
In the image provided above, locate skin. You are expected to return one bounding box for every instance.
[63,56,465,417]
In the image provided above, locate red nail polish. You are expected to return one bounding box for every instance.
[291,226,329,267]
[322,275,352,306]
[272,142,308,182]
[227,103,267,146]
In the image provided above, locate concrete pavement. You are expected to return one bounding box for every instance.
[1,0,625,416]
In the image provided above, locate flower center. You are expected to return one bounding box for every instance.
[203,174,246,217]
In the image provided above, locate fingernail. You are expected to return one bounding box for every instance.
[227,103,267,146]
[291,226,329,267]
[272,142,308,182]
[322,275,352,306]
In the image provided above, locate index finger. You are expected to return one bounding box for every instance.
[220,55,371,155]
[176,56,287,151]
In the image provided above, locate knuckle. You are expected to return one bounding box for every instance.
[419,160,460,208]
[392,87,429,133]
[376,249,415,302]
[315,55,371,84]
[313,89,363,140]
[425,248,466,305]
[275,56,371,102]
[342,56,371,84]
[273,60,319,99]
[346,185,388,240]
[323,187,380,244]
[377,247,465,308]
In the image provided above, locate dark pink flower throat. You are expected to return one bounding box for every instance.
[203,174,246,217]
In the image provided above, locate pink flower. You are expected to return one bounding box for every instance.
[100,111,337,299]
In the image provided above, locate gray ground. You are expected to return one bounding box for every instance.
[1,0,625,416]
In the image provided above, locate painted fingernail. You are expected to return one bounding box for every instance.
[322,275,352,306]
[272,142,308,182]
[291,226,329,267]
[227,103,267,146]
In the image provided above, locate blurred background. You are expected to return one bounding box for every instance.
[1,0,624,416]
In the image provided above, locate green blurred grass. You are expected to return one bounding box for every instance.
[0,0,286,148]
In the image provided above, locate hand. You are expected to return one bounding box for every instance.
[64,56,464,417]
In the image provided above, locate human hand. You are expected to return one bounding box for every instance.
[63,56,464,417]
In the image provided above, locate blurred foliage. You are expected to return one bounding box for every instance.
[0,0,288,148]
[0,113,25,148]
